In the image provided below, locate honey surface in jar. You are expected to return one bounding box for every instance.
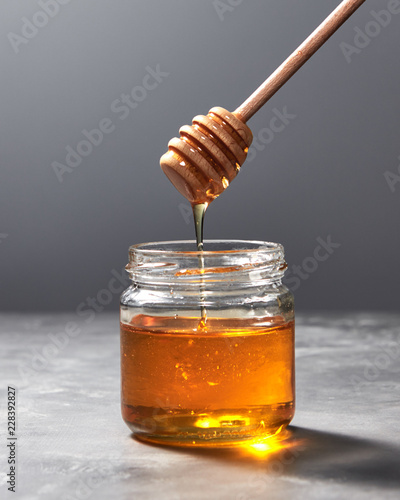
[121,314,294,447]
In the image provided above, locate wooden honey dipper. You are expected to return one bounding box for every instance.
[160,0,366,206]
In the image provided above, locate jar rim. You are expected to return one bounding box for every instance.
[127,240,286,285]
[129,239,284,258]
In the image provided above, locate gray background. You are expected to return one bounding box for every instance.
[0,0,399,312]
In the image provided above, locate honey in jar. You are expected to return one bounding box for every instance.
[120,240,295,447]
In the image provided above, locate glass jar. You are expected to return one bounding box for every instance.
[120,240,295,447]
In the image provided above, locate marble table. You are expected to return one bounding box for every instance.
[1,312,399,500]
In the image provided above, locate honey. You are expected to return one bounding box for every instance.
[121,314,294,446]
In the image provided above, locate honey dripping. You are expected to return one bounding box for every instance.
[169,109,252,330]
[192,202,208,330]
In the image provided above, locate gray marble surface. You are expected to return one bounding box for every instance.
[1,312,400,500]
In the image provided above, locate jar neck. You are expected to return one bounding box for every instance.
[126,240,287,289]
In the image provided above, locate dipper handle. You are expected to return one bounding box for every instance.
[234,0,367,122]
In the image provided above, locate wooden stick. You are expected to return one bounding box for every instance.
[234,0,366,123]
[161,0,368,205]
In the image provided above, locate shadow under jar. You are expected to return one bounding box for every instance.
[120,240,295,447]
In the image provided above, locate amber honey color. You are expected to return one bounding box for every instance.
[121,314,295,446]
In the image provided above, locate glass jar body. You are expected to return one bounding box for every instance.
[120,240,295,447]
